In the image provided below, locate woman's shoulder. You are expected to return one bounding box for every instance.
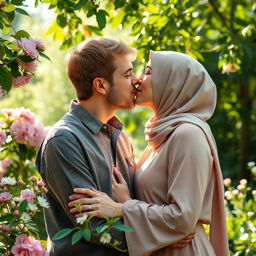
[171,122,207,144]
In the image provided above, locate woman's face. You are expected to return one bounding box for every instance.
[135,61,155,110]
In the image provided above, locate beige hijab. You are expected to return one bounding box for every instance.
[145,51,229,256]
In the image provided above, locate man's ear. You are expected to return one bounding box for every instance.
[92,78,109,95]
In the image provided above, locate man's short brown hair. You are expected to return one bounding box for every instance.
[66,38,136,100]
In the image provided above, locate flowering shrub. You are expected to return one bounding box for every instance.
[0,107,47,180]
[0,1,49,99]
[224,162,256,255]
[53,213,132,253]
[0,175,49,256]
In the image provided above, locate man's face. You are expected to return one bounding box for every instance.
[106,54,136,110]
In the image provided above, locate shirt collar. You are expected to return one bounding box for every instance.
[69,100,123,133]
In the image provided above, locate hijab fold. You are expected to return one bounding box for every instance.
[145,51,229,256]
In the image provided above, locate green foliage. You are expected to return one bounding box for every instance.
[53,214,132,252]
[224,163,256,255]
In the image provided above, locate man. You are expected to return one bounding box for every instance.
[36,38,137,256]
[36,38,193,256]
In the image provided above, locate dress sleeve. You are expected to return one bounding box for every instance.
[38,130,127,251]
[123,125,213,256]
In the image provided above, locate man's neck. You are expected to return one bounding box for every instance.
[78,99,116,124]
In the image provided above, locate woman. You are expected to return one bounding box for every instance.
[69,51,229,256]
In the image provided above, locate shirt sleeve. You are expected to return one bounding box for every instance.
[122,125,213,256]
[39,130,127,251]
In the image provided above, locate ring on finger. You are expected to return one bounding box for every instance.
[88,204,93,210]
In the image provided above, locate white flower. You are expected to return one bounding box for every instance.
[76,214,88,225]
[20,212,31,223]
[13,197,20,201]
[100,232,111,244]
[28,203,38,212]
[247,161,255,167]
[251,166,256,175]
[247,212,254,217]
[1,177,16,185]
[37,196,49,208]
[240,233,249,241]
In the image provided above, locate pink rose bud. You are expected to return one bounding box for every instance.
[18,180,26,186]
[37,180,45,187]
[28,176,38,182]
[223,178,231,187]
[44,187,48,193]
[0,225,12,231]
[10,201,16,208]
[240,179,247,185]
[12,74,33,88]
[13,210,20,216]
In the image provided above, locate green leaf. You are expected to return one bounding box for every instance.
[15,8,30,16]
[82,229,91,241]
[8,62,20,77]
[87,8,96,18]
[52,228,73,240]
[39,52,51,62]
[2,25,11,34]
[74,0,86,10]
[72,230,84,245]
[0,68,12,93]
[19,55,34,62]
[87,25,102,36]
[96,10,107,30]
[11,0,24,5]
[0,213,14,222]
[95,225,108,234]
[16,30,30,39]
[19,199,28,212]
[35,0,39,8]
[56,13,67,28]
[113,224,133,232]
[2,4,16,12]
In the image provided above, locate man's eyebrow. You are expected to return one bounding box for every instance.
[123,67,133,75]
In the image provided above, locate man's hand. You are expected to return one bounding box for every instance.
[169,232,196,248]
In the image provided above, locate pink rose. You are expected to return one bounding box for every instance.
[31,38,46,51]
[11,235,48,256]
[28,176,38,182]
[19,38,38,58]
[20,189,35,204]
[12,74,33,88]
[0,224,12,231]
[10,119,34,144]
[1,158,13,169]
[18,59,38,72]
[28,121,46,147]
[19,108,36,123]
[0,192,12,202]
[222,63,238,74]
[0,129,6,146]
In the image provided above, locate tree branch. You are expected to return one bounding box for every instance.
[208,0,229,29]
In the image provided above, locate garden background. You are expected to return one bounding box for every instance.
[0,0,255,255]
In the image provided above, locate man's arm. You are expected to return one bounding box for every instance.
[41,131,127,251]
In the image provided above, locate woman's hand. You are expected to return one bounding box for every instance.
[68,188,124,218]
[169,231,196,248]
[112,167,131,203]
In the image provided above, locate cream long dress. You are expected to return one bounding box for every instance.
[122,51,229,256]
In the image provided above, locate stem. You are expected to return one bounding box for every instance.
[208,0,230,30]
